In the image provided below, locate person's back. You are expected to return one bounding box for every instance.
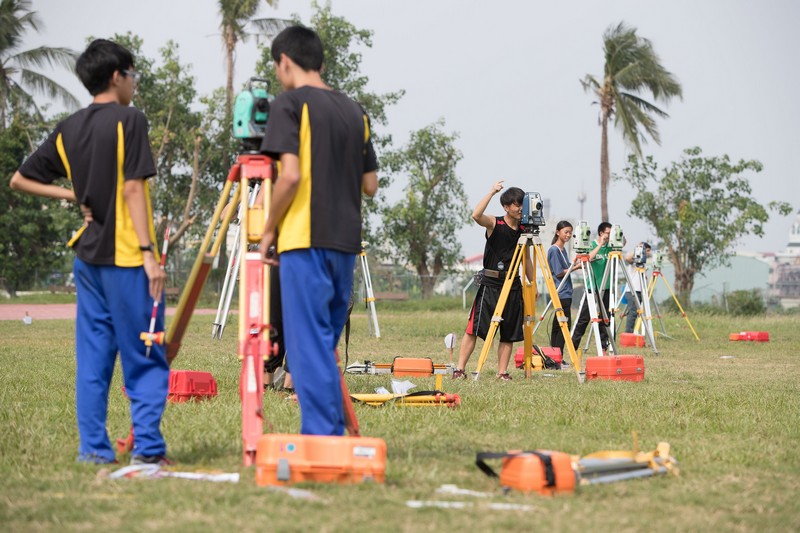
[36,103,155,265]
[269,86,370,255]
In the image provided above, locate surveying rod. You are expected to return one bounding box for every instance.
[140,226,171,357]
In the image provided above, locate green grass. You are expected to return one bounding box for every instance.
[1,309,798,532]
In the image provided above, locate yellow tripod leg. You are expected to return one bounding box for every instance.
[660,275,700,341]
[533,244,583,382]
[473,240,525,379]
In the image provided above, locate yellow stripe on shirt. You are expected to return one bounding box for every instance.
[277,103,313,253]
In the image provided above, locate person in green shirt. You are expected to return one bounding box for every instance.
[571,222,613,352]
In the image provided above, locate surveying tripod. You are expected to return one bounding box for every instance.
[646,265,700,341]
[359,242,380,338]
[472,229,583,383]
[152,152,360,465]
[570,253,618,357]
[597,251,658,355]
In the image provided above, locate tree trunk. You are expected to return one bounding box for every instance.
[600,113,610,222]
[673,266,694,308]
[417,262,436,299]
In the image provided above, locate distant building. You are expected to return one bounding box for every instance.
[767,211,800,308]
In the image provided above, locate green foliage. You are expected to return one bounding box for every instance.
[0,0,79,128]
[618,147,793,305]
[0,115,81,296]
[726,289,766,316]
[380,120,470,298]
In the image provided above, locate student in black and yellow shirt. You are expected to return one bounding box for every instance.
[10,40,170,465]
[258,26,378,436]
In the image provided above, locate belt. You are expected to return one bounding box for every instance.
[483,269,502,279]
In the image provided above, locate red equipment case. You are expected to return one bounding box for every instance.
[256,434,386,486]
[167,370,218,402]
[619,332,645,347]
[391,356,434,377]
[730,331,770,342]
[585,355,645,382]
[514,346,562,368]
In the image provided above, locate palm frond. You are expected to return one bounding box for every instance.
[10,46,77,72]
[19,69,79,109]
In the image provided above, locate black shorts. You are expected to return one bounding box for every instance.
[465,283,524,342]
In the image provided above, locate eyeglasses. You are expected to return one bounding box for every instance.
[122,69,142,83]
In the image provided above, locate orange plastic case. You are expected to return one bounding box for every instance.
[391,356,434,377]
[256,434,387,486]
[476,450,576,495]
[585,355,645,382]
[167,370,218,402]
[729,331,770,342]
[619,332,645,347]
[514,346,562,368]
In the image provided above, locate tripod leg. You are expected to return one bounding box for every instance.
[534,244,583,382]
[522,245,536,378]
[473,240,525,379]
[213,224,241,339]
[661,275,700,340]
[621,266,657,354]
[360,246,380,338]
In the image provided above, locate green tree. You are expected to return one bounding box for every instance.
[0,0,79,129]
[582,22,682,221]
[380,120,470,298]
[618,147,792,306]
[0,115,81,296]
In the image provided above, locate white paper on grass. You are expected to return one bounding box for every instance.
[391,379,416,395]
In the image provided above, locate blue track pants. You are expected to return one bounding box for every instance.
[73,258,169,462]
[280,249,355,436]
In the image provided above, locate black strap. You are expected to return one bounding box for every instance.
[475,450,556,487]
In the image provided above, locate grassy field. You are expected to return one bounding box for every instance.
[1,304,798,532]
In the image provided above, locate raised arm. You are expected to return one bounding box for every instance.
[472,180,504,231]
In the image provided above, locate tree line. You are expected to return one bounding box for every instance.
[1,0,791,304]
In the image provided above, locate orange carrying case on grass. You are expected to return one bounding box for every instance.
[391,356,434,377]
[255,434,387,486]
[476,450,576,495]
[619,332,645,347]
[585,354,645,382]
[167,370,218,402]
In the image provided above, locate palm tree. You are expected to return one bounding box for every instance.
[0,0,79,130]
[582,22,682,221]
[217,0,278,125]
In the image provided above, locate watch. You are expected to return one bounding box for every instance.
[139,243,155,252]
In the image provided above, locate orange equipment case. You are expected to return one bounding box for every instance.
[729,331,770,342]
[391,356,435,377]
[585,355,645,382]
[167,370,218,402]
[619,332,645,347]
[476,450,576,495]
[256,434,387,486]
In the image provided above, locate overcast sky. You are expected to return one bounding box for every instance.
[20,0,800,257]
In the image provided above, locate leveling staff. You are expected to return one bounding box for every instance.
[10,40,170,465]
[454,181,534,380]
[258,26,378,436]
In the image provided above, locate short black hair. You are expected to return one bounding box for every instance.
[642,242,652,250]
[76,39,134,96]
[597,222,612,234]
[500,187,525,206]
[270,25,324,72]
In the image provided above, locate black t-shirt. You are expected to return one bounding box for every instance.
[260,86,378,254]
[482,216,526,287]
[19,103,157,266]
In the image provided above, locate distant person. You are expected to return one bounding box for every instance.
[10,39,170,465]
[571,222,613,353]
[258,26,378,435]
[547,220,577,361]
[624,242,652,334]
[454,181,534,380]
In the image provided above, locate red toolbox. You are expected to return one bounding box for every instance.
[585,355,645,382]
[256,434,386,486]
[620,332,645,347]
[514,346,562,368]
[730,331,770,342]
[167,370,218,402]
[391,356,434,377]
